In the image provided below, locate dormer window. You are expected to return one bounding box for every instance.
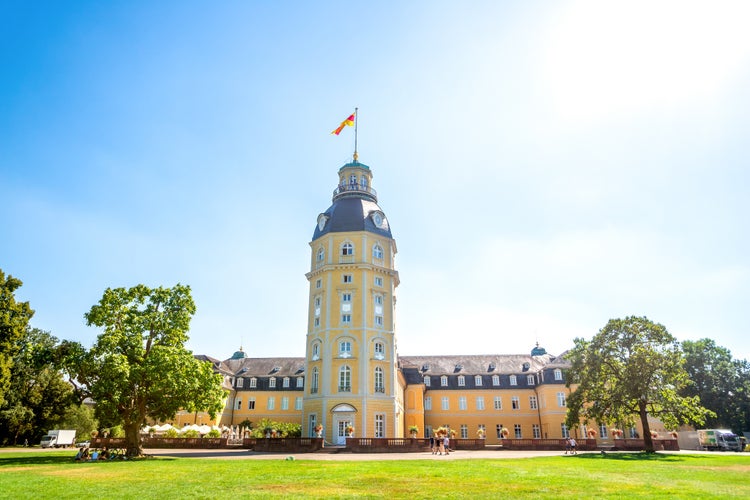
[510,375,517,386]
[488,362,496,372]
[554,369,563,381]
[522,362,531,372]
[424,375,431,387]
[440,375,448,387]
[269,377,276,388]
[458,375,465,386]
[422,364,430,372]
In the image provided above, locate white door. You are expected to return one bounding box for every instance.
[335,417,351,445]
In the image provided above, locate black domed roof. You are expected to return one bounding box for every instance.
[313,197,392,240]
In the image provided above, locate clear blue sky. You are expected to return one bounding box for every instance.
[2,1,749,361]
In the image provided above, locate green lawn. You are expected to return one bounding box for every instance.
[1,450,748,499]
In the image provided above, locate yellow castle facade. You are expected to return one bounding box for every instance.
[177,156,656,444]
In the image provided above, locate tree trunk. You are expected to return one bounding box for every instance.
[639,401,654,453]
[125,420,143,458]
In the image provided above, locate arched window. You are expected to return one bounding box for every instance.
[342,243,353,256]
[475,375,482,386]
[339,340,352,357]
[372,243,383,260]
[374,341,385,360]
[311,367,319,393]
[339,366,351,392]
[311,342,320,360]
[374,367,384,393]
[554,369,563,381]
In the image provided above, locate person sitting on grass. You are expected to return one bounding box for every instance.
[74,448,87,462]
[89,449,99,461]
[100,447,110,460]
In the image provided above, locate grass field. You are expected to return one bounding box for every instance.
[1,449,749,499]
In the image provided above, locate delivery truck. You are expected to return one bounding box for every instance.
[697,429,742,452]
[40,430,77,448]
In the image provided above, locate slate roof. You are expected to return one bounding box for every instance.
[222,357,306,377]
[312,197,393,240]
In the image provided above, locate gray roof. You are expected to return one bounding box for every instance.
[398,354,558,376]
[312,197,392,240]
[223,357,306,377]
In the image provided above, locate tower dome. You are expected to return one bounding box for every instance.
[312,160,392,240]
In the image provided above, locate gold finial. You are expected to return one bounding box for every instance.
[353,151,358,162]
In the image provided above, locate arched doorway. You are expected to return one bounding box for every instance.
[331,404,357,445]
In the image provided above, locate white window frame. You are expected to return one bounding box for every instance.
[440,375,448,387]
[339,365,351,392]
[374,276,383,287]
[475,375,482,386]
[529,396,538,410]
[441,397,449,411]
[249,377,257,388]
[267,397,275,410]
[554,369,563,381]
[459,396,467,410]
[511,396,520,410]
[494,397,502,410]
[425,397,432,410]
[492,375,500,386]
[281,397,289,410]
[269,377,276,388]
[458,375,465,387]
[476,396,485,411]
[509,375,517,386]
[527,374,535,385]
[557,392,567,407]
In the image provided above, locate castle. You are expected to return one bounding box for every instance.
[181,154,598,444]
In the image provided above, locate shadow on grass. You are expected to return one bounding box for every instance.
[576,452,686,462]
[0,455,79,467]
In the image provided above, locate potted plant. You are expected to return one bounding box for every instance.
[587,428,597,439]
[670,431,678,439]
[408,425,419,438]
[346,425,354,437]
[314,424,323,438]
[476,428,485,439]
[650,430,659,439]
[500,427,509,439]
[611,428,623,439]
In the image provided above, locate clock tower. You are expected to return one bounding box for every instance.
[304,154,401,443]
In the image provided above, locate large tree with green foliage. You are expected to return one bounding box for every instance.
[565,316,713,452]
[681,339,749,433]
[0,328,75,445]
[0,270,34,408]
[71,284,225,457]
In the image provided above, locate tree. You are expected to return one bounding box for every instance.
[565,316,713,452]
[57,403,98,443]
[72,284,226,457]
[0,270,34,407]
[681,339,749,433]
[0,328,75,445]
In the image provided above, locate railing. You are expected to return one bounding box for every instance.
[244,437,324,453]
[345,437,486,453]
[333,184,377,199]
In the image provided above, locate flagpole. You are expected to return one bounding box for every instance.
[353,107,358,161]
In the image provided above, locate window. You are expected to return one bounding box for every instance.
[267,397,275,410]
[373,244,383,260]
[316,279,321,289]
[425,397,432,410]
[342,292,352,302]
[375,315,383,326]
[314,317,320,327]
[269,377,276,388]
[509,375,517,386]
[557,392,567,407]
[374,342,385,360]
[375,367,385,393]
[460,425,468,439]
[312,343,320,360]
[374,294,383,305]
[561,423,570,438]
[424,375,431,387]
[496,425,504,438]
[341,313,351,324]
[441,397,450,410]
[311,367,319,394]
[511,396,520,410]
[458,375,465,387]
[296,377,304,388]
[314,296,321,307]
[375,414,385,438]
[527,374,535,385]
[339,365,351,392]
[248,398,255,410]
[343,274,352,283]
[339,340,352,357]
[317,248,324,262]
[309,415,317,438]
[459,397,467,410]
[374,276,383,287]
[342,242,353,256]
[440,376,448,387]
[282,377,290,388]
[492,375,500,386]
[554,369,563,381]
[599,424,608,439]
[249,377,257,388]
[529,396,538,410]
[494,397,503,410]
[235,399,242,410]
[629,426,638,438]
[236,377,243,388]
[475,375,482,386]
[514,424,522,439]
[476,396,485,411]
[281,397,289,410]
[533,424,541,439]
[295,397,303,410]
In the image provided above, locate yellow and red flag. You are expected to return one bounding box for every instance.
[331,112,355,135]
